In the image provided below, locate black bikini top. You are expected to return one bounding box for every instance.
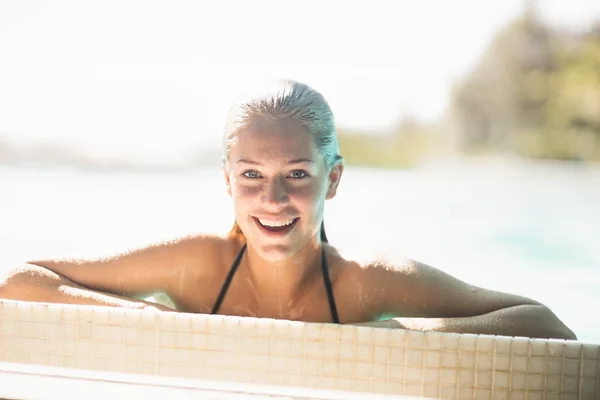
[210,243,340,324]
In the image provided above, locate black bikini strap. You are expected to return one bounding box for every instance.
[211,243,247,315]
[321,247,340,324]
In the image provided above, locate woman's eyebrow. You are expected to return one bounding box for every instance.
[235,158,315,165]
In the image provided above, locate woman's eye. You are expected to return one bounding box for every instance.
[289,170,308,179]
[243,170,261,179]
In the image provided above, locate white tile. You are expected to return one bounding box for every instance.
[425,332,443,350]
[46,338,63,355]
[93,324,109,339]
[528,374,544,391]
[511,373,527,390]
[320,324,340,342]
[31,337,45,353]
[424,350,441,367]
[338,325,355,342]
[388,364,404,380]
[408,331,425,349]
[304,358,323,375]
[141,345,156,363]
[458,369,475,388]
[306,325,322,341]
[158,312,176,330]
[321,359,338,375]
[530,339,546,356]
[372,363,388,379]
[442,333,459,350]
[338,360,354,377]
[256,319,272,337]
[494,336,512,354]
[174,313,191,331]
[405,366,422,384]
[17,320,32,337]
[140,328,156,346]
[474,388,491,400]
[546,340,566,358]
[440,368,457,385]
[441,351,458,367]
[30,321,46,339]
[389,329,408,347]
[512,355,528,372]
[582,344,599,360]
[457,386,473,400]
[289,340,305,357]
[512,337,530,356]
[458,335,477,352]
[458,353,475,369]
[353,361,370,378]
[373,328,390,346]
[565,341,583,359]
[390,347,405,364]
[355,344,371,361]
[529,356,546,374]
[108,342,127,359]
[477,354,493,370]
[351,379,371,392]
[254,337,270,354]
[439,385,458,400]
[108,308,126,325]
[407,349,423,367]
[494,353,510,371]
[563,376,579,393]
[289,323,305,340]
[91,307,109,324]
[356,326,373,343]
[190,314,208,331]
[158,330,175,347]
[124,327,141,344]
[405,383,423,397]
[338,342,354,360]
[2,321,17,336]
[564,359,580,377]
[423,385,440,399]
[386,381,405,395]
[581,361,598,378]
[475,370,492,387]
[63,339,77,355]
[373,345,389,363]
[269,355,288,371]
[422,367,440,385]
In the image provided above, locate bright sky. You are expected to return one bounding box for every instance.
[1,0,600,157]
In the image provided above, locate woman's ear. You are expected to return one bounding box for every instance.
[326,161,344,200]
[223,168,232,197]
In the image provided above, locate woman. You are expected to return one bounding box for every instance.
[0,80,576,340]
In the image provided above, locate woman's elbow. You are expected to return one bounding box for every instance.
[0,264,57,301]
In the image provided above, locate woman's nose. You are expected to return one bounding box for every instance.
[262,177,289,205]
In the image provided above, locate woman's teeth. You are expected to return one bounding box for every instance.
[258,218,295,227]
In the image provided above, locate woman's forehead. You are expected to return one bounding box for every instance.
[230,121,319,163]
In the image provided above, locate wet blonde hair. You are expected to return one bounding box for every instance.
[223,79,343,243]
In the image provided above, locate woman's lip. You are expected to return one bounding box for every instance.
[252,217,299,238]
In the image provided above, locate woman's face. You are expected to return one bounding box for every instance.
[224,118,342,261]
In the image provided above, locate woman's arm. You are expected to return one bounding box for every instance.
[362,259,577,340]
[0,234,219,310]
[0,264,175,311]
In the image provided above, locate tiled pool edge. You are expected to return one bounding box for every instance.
[0,301,598,399]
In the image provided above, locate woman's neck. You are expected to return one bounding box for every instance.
[243,239,324,302]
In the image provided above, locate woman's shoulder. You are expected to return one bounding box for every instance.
[328,244,419,278]
[139,232,242,270]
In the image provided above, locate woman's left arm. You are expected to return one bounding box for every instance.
[357,259,577,340]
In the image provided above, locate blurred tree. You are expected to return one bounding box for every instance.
[448,3,600,161]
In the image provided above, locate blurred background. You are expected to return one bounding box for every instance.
[1,0,599,341]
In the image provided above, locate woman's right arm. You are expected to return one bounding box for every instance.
[0,234,214,310]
